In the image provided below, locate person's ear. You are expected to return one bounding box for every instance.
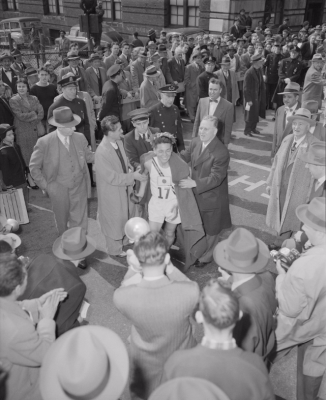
[195,310,204,324]
[164,253,170,265]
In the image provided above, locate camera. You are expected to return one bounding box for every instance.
[270,247,301,271]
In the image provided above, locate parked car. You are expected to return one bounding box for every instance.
[165,27,206,42]
[0,17,43,48]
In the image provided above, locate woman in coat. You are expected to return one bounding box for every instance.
[9,77,44,188]
[184,51,204,122]
[0,80,14,125]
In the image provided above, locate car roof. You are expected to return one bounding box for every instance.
[166,27,206,36]
[0,17,41,23]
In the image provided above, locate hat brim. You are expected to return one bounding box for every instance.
[48,114,81,128]
[287,115,316,126]
[0,55,13,61]
[277,90,302,95]
[40,326,129,400]
[52,233,96,260]
[0,233,21,249]
[144,72,160,78]
[296,204,326,232]
[299,151,326,165]
[67,57,80,61]
[214,237,270,273]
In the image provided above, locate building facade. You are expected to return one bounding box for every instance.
[1,0,326,42]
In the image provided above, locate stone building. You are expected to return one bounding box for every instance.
[1,0,326,42]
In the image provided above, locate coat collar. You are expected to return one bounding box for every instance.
[193,136,220,167]
[232,275,262,297]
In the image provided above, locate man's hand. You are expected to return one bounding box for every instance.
[266,186,271,195]
[39,290,68,320]
[126,92,133,99]
[276,259,286,275]
[179,177,196,188]
[284,78,291,84]
[248,101,253,106]
[38,289,67,306]
[133,171,148,182]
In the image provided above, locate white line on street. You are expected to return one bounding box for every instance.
[28,203,53,213]
[230,159,271,172]
[261,193,270,199]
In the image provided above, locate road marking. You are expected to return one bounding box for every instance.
[261,193,270,199]
[229,175,266,192]
[230,159,271,172]
[28,203,53,213]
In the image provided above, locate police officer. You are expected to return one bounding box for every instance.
[272,44,303,109]
[197,56,217,99]
[149,84,184,152]
[263,43,283,109]
[48,75,91,144]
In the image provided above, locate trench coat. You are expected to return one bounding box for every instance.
[9,93,44,164]
[139,78,160,111]
[95,138,134,241]
[243,66,266,124]
[266,133,317,234]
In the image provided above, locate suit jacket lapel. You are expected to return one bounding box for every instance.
[193,137,218,167]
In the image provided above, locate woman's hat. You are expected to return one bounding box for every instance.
[300,140,326,166]
[40,326,129,400]
[0,233,21,249]
[296,197,326,232]
[0,124,14,140]
[149,377,230,400]
[144,65,159,78]
[278,81,301,95]
[287,108,316,126]
[48,106,81,128]
[213,228,269,274]
[52,226,96,260]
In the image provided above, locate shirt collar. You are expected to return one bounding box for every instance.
[231,274,255,291]
[110,141,118,149]
[316,176,326,190]
[201,336,237,350]
[286,102,298,112]
[57,130,70,143]
[202,136,215,149]
[143,275,165,281]
[293,135,306,147]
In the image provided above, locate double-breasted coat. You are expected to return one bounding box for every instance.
[59,66,94,97]
[180,136,231,236]
[243,66,266,124]
[9,93,44,164]
[266,133,317,234]
[95,138,134,242]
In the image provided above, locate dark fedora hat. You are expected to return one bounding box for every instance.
[48,106,81,128]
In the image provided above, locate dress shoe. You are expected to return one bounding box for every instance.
[193,260,209,269]
[244,131,254,137]
[252,129,261,135]
[78,259,87,269]
[91,182,96,188]
[268,244,281,252]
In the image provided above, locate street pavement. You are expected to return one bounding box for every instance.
[17,105,308,400]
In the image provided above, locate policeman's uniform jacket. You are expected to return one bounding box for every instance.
[149,102,185,151]
[264,53,284,84]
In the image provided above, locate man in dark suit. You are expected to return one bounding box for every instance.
[168,47,185,109]
[263,44,284,110]
[243,54,266,137]
[0,82,14,125]
[196,56,216,99]
[59,52,94,97]
[10,49,30,77]
[230,19,242,40]
[180,115,231,268]
[98,64,122,121]
[0,53,18,94]
[300,35,317,62]
[158,44,173,84]
[214,228,277,360]
[85,53,107,97]
[193,77,234,146]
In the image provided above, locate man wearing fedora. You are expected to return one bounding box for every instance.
[57,30,70,59]
[139,65,160,111]
[59,52,94,97]
[98,64,122,122]
[146,28,157,46]
[302,141,326,201]
[85,53,107,99]
[30,106,95,236]
[149,84,185,152]
[18,227,94,335]
[163,280,275,399]
[243,54,266,137]
[215,56,239,110]
[168,47,186,110]
[271,82,301,159]
[274,197,326,400]
[130,50,149,93]
[302,53,326,109]
[213,228,277,359]
[10,49,30,77]
[266,108,319,247]
[0,53,18,94]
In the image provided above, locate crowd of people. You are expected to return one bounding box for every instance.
[0,8,326,400]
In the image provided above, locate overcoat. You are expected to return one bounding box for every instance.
[139,78,160,110]
[85,66,107,96]
[0,67,17,93]
[0,97,14,125]
[302,65,325,108]
[180,136,231,236]
[184,62,204,119]
[243,66,266,124]
[9,93,44,164]
[98,79,121,121]
[266,133,317,234]
[215,69,239,105]
[130,59,149,90]
[95,138,134,241]
[168,57,185,83]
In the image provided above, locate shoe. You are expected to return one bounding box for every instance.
[268,244,281,252]
[116,251,127,258]
[252,129,261,135]
[244,132,254,137]
[78,259,87,269]
[27,184,39,190]
[272,117,276,121]
[91,182,96,188]
[193,260,209,269]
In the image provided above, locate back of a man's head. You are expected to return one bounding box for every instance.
[200,280,239,329]
[0,255,24,297]
[134,231,168,267]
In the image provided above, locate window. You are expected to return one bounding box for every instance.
[102,0,121,20]
[114,0,121,20]
[7,0,18,10]
[188,0,199,27]
[170,0,184,25]
[102,0,112,19]
[48,0,63,14]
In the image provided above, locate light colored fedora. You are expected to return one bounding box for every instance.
[48,106,81,128]
[299,140,326,165]
[287,108,316,126]
[0,233,21,249]
[296,197,326,232]
[213,228,269,274]
[144,65,160,78]
[278,81,301,95]
[40,325,129,400]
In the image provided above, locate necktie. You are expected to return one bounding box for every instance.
[210,99,218,103]
[64,137,69,151]
[290,141,297,152]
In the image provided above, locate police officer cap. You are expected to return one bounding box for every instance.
[107,64,121,77]
[128,108,150,121]
[204,56,216,64]
[288,44,301,53]
[159,84,178,93]
[58,73,81,87]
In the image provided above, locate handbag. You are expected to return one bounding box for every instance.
[36,121,45,137]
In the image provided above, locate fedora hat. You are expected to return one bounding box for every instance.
[220,56,231,65]
[88,53,102,61]
[40,326,129,400]
[128,108,150,121]
[213,228,269,273]
[296,197,326,232]
[278,81,301,95]
[11,49,21,57]
[0,233,21,249]
[312,53,325,62]
[144,65,159,78]
[52,226,96,260]
[67,51,80,61]
[287,108,316,126]
[24,66,37,76]
[300,140,326,165]
[250,54,263,62]
[0,52,13,62]
[48,106,81,128]
[149,377,230,400]
[301,100,322,115]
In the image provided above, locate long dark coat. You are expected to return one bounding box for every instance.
[243,66,266,124]
[180,136,231,236]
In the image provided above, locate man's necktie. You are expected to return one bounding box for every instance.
[64,137,69,151]
[210,99,218,103]
[290,141,297,152]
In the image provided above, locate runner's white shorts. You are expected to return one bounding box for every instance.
[148,196,181,225]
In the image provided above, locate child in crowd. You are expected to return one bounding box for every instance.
[113,231,199,399]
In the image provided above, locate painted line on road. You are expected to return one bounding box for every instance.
[261,193,270,199]
[28,203,53,213]
[230,159,271,172]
